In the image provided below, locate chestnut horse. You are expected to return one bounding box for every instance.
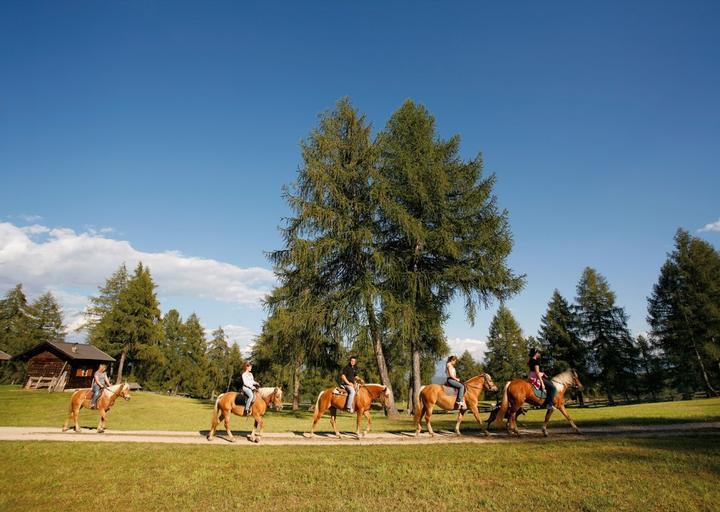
[310,383,390,439]
[492,368,583,436]
[62,382,131,433]
[207,387,283,443]
[414,373,498,437]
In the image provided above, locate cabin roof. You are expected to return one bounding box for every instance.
[12,341,115,363]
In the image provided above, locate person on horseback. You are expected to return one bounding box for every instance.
[445,355,466,410]
[339,356,360,413]
[528,348,556,410]
[241,362,259,415]
[90,363,111,409]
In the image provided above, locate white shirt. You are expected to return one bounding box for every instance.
[446,363,457,380]
[242,371,257,388]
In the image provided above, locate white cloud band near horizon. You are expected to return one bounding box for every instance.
[698,218,720,233]
[0,220,275,349]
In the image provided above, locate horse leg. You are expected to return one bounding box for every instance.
[508,405,520,436]
[62,401,75,432]
[208,410,221,441]
[249,418,258,443]
[542,408,553,437]
[355,410,362,438]
[425,408,435,437]
[470,406,490,437]
[557,404,581,434]
[97,409,106,433]
[224,410,235,442]
[454,410,466,436]
[415,404,426,437]
[362,410,372,437]
[329,408,341,439]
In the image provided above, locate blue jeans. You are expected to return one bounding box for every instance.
[543,378,557,407]
[243,386,254,413]
[344,384,356,412]
[446,379,465,402]
[91,383,102,407]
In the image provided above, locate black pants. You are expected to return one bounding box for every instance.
[543,378,557,406]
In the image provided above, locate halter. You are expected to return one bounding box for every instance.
[102,384,130,401]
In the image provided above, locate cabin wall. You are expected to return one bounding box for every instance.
[67,362,98,389]
[26,350,66,379]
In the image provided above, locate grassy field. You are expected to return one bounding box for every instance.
[1,435,718,511]
[1,385,719,434]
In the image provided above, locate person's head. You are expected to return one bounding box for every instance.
[98,363,107,372]
[447,355,457,365]
[529,348,540,360]
[349,356,357,367]
[244,362,253,372]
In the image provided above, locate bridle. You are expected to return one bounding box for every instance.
[463,374,496,393]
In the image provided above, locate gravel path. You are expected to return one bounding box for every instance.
[0,422,718,446]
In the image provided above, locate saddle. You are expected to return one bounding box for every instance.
[528,375,547,400]
[234,391,256,408]
[332,383,360,396]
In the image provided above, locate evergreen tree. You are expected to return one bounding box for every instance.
[31,291,65,343]
[160,309,186,394]
[376,100,524,413]
[636,334,663,399]
[270,98,400,414]
[648,229,720,395]
[575,267,639,403]
[484,305,528,383]
[207,326,230,396]
[180,313,212,397]
[0,284,36,382]
[225,343,246,392]
[97,263,163,383]
[537,290,586,375]
[455,350,484,379]
[85,264,128,345]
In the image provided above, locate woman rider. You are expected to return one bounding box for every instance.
[528,348,556,410]
[90,363,111,409]
[445,355,466,410]
[241,362,259,415]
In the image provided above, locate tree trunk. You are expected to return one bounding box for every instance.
[692,342,718,396]
[411,341,421,416]
[406,378,413,415]
[115,346,129,384]
[364,297,399,416]
[292,357,302,411]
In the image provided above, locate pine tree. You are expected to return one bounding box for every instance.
[575,267,639,403]
[484,305,528,383]
[0,284,36,382]
[455,350,484,379]
[160,309,186,394]
[376,100,524,413]
[31,291,65,343]
[636,334,663,399]
[181,313,212,397]
[648,229,720,395]
[537,290,586,374]
[85,264,128,345]
[270,98,400,414]
[207,327,230,396]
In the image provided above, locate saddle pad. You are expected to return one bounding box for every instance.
[234,393,247,406]
[533,388,547,400]
[332,387,348,396]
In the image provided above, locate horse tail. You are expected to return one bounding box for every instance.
[211,394,222,426]
[313,390,324,413]
[493,381,511,427]
[413,388,426,427]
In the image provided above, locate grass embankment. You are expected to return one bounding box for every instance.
[1,435,718,511]
[1,385,719,434]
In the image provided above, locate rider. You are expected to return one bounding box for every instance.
[339,356,360,413]
[528,348,556,410]
[445,355,466,410]
[90,363,111,409]
[241,362,259,415]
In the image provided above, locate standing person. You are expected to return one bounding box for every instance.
[90,363,111,409]
[241,362,259,416]
[446,356,466,410]
[339,356,360,413]
[528,348,556,410]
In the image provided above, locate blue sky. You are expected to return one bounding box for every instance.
[1,1,718,358]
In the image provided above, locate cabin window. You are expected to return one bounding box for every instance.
[75,368,93,377]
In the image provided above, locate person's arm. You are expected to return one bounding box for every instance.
[341,372,352,386]
[533,364,544,389]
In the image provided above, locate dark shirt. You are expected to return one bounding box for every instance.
[528,357,543,374]
[339,364,359,385]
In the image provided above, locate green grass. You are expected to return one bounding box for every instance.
[1,385,719,434]
[1,435,718,511]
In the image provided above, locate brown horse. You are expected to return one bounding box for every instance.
[62,382,131,433]
[414,373,498,437]
[207,387,283,443]
[310,383,390,439]
[492,368,583,436]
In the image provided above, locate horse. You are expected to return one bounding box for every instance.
[492,368,583,437]
[309,383,390,439]
[62,382,132,433]
[207,387,283,443]
[414,373,498,437]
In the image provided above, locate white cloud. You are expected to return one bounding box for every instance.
[14,214,43,223]
[698,218,720,233]
[0,221,276,308]
[205,324,257,356]
[446,337,488,362]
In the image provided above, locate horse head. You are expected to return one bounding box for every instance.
[272,387,284,410]
[483,373,499,393]
[121,381,132,401]
[570,369,583,390]
[381,385,391,404]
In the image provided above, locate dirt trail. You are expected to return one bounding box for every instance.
[0,422,717,446]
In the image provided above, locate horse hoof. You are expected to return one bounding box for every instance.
[543,430,548,437]
[483,431,490,437]
[207,436,213,442]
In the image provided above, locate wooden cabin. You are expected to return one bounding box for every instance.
[13,341,115,391]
